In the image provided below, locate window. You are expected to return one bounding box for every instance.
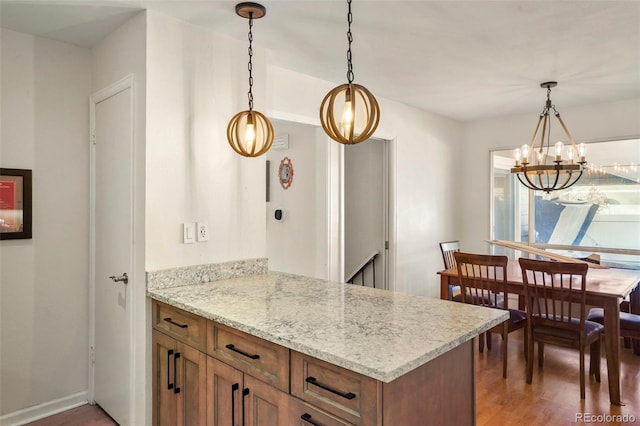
[491,138,640,269]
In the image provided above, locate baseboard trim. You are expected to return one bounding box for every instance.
[0,391,88,426]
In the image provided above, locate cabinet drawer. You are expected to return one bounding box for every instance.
[289,397,353,426]
[152,301,207,351]
[206,322,289,392]
[291,352,380,426]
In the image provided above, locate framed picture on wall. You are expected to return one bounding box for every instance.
[0,168,32,240]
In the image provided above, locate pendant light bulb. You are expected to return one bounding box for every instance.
[245,113,256,147]
[341,98,354,132]
[568,146,575,163]
[554,141,564,160]
[245,124,255,149]
[521,144,530,164]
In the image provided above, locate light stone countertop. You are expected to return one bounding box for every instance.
[147,271,509,383]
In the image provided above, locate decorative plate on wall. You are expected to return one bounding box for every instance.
[278,157,294,190]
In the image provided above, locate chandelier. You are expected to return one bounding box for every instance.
[319,0,380,144]
[511,82,587,193]
[227,2,274,157]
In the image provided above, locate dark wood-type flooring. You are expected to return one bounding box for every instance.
[23,404,116,426]
[25,330,639,425]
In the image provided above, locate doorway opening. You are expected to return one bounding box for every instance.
[265,120,395,290]
[344,138,392,290]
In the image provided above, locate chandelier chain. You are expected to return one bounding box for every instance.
[247,12,254,110]
[346,0,354,83]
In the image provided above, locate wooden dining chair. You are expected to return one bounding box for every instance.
[518,258,603,399]
[439,240,461,300]
[454,252,527,378]
[587,308,640,356]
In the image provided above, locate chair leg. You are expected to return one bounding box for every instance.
[526,339,535,384]
[589,338,601,382]
[479,332,485,352]
[624,337,631,348]
[502,324,508,379]
[579,346,586,399]
[538,341,544,368]
[632,338,640,356]
[523,327,529,361]
[487,331,492,351]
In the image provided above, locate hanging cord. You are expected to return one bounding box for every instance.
[540,86,555,158]
[346,0,354,83]
[247,12,254,111]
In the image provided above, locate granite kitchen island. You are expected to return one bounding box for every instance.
[148,271,508,425]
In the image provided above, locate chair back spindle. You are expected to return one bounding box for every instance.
[520,258,588,339]
[454,252,508,307]
[440,240,461,270]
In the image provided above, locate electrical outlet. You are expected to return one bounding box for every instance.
[197,222,210,242]
[183,223,196,244]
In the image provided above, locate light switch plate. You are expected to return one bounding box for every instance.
[197,222,210,242]
[183,223,196,244]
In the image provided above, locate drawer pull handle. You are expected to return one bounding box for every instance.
[225,344,260,360]
[231,383,239,426]
[167,349,174,390]
[164,317,188,328]
[305,376,356,400]
[173,352,181,394]
[300,413,323,426]
[242,388,250,426]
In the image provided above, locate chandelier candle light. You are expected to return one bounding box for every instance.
[511,82,587,193]
[319,0,380,144]
[227,2,274,157]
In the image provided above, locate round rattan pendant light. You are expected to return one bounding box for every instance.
[227,2,274,157]
[319,0,380,145]
[511,82,587,193]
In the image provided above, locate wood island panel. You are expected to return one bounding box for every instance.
[382,339,474,425]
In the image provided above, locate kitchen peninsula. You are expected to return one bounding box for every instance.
[148,270,508,425]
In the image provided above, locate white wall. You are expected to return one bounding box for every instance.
[145,11,266,271]
[267,121,322,277]
[460,97,640,254]
[0,29,91,417]
[266,66,463,297]
[90,11,147,425]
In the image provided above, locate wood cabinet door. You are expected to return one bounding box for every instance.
[207,357,244,426]
[243,374,289,426]
[176,341,207,426]
[152,330,178,426]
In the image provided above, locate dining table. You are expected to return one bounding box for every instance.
[438,259,640,406]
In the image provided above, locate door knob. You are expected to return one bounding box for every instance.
[109,273,128,284]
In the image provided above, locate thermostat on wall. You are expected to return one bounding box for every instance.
[274,209,286,222]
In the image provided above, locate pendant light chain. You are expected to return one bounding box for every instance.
[346,0,354,83]
[247,12,254,111]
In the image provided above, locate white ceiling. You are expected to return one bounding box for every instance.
[1,0,639,122]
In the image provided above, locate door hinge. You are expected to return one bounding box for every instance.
[385,241,389,250]
[91,130,96,145]
[90,346,95,365]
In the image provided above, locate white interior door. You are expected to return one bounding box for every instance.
[90,78,134,425]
